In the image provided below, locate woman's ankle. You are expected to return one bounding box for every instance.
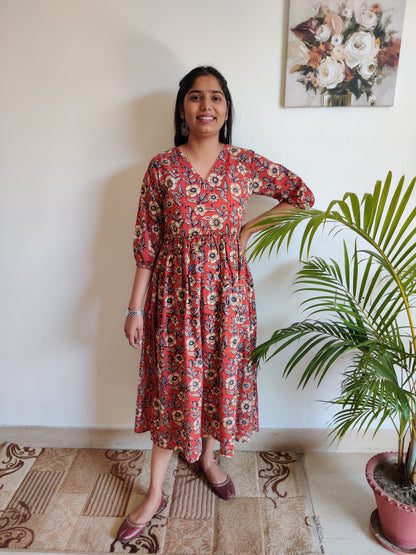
[199,452,215,466]
[145,486,163,502]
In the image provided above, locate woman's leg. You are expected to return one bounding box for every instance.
[128,443,173,524]
[199,436,228,485]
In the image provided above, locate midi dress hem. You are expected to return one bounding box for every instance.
[134,424,260,462]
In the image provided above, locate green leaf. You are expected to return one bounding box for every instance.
[250,172,416,473]
[373,172,391,239]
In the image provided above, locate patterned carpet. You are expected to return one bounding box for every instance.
[0,442,323,554]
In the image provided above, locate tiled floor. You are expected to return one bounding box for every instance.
[305,452,388,554]
[0,428,398,553]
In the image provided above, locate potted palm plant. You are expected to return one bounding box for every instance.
[249,172,416,552]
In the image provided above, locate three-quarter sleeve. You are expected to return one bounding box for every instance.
[133,161,164,269]
[250,152,315,209]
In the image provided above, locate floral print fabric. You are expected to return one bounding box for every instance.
[133,145,314,463]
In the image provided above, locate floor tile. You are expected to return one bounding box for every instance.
[322,536,387,554]
[304,452,387,553]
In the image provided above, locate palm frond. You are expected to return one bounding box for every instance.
[329,352,414,442]
[250,172,416,477]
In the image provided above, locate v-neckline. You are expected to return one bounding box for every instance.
[178,145,225,182]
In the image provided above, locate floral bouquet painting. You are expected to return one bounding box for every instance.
[284,0,406,106]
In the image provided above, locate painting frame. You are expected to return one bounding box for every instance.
[284,0,406,107]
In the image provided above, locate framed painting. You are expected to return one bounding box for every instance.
[284,0,406,107]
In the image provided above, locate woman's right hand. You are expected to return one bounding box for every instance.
[124,315,144,350]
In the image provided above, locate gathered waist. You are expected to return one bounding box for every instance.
[163,230,240,245]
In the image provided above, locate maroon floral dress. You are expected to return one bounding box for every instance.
[133,145,314,463]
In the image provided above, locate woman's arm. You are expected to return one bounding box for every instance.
[239,200,294,252]
[124,267,152,350]
[240,152,314,252]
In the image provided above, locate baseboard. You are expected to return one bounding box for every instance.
[0,425,397,453]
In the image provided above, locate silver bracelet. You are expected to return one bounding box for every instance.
[125,308,145,318]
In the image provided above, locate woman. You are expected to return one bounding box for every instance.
[117,66,314,543]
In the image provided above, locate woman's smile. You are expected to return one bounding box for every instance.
[197,114,217,125]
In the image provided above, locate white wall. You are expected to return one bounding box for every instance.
[1,0,415,432]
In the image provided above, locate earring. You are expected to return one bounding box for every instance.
[181,120,189,136]
[223,121,228,138]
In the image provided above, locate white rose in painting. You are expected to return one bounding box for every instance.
[317,57,345,89]
[357,9,378,30]
[358,59,378,80]
[344,31,379,68]
[316,24,331,42]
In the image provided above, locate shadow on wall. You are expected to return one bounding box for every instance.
[77,90,177,428]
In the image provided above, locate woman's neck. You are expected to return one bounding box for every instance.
[181,137,224,180]
[184,136,222,158]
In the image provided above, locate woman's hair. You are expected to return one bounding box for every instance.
[174,66,234,147]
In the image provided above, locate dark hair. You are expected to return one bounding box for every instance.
[174,66,234,147]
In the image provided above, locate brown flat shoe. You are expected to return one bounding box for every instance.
[116,496,167,543]
[202,470,236,500]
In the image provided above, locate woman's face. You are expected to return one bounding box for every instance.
[181,75,228,141]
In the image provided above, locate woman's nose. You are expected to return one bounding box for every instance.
[201,95,211,110]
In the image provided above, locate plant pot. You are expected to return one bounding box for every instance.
[366,452,416,551]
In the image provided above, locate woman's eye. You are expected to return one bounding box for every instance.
[213,96,223,102]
